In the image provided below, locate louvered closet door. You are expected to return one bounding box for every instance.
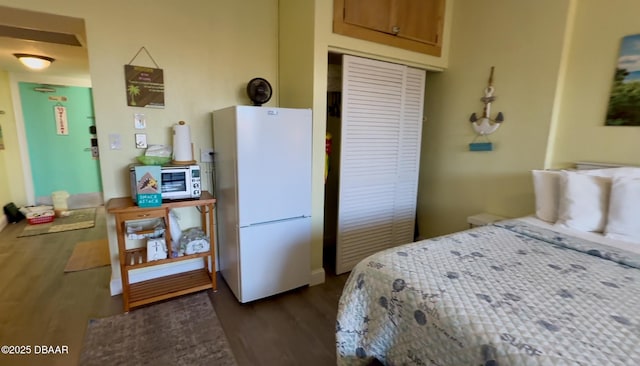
[336,55,425,274]
[393,67,425,245]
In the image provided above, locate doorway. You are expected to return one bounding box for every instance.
[0,6,98,208]
[18,82,102,208]
[323,52,343,274]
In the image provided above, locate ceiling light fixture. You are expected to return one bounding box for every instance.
[13,53,55,70]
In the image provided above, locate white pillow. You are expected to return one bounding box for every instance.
[531,166,638,225]
[580,167,640,178]
[556,171,611,232]
[531,170,562,222]
[604,176,640,243]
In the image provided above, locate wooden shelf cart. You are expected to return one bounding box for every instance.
[106,191,216,311]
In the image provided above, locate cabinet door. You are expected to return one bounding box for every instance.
[394,0,444,46]
[334,0,445,56]
[344,0,392,34]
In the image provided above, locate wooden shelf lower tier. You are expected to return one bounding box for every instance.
[124,248,210,270]
[128,269,213,309]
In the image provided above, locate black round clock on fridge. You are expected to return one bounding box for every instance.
[246,78,272,106]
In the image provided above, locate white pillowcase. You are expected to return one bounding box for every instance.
[531,170,562,222]
[531,167,640,222]
[555,171,611,232]
[580,166,640,178]
[532,166,640,234]
[604,176,640,243]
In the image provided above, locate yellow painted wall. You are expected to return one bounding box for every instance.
[549,0,640,168]
[279,0,315,109]
[0,72,14,213]
[278,1,320,278]
[0,73,8,212]
[0,71,26,215]
[0,0,278,287]
[417,0,573,238]
[417,0,640,240]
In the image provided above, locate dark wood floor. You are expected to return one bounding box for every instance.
[0,207,349,366]
[211,269,348,366]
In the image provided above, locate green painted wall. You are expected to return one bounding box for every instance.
[19,82,101,198]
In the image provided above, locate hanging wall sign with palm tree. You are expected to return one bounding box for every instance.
[124,64,165,108]
[606,34,640,126]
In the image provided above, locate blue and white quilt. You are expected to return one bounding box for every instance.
[336,220,640,365]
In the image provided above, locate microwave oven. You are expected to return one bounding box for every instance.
[130,164,201,201]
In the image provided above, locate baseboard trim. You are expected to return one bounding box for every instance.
[110,259,205,296]
[310,267,325,286]
[0,214,7,233]
[36,192,104,210]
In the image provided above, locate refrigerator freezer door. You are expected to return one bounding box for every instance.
[235,107,312,227]
[238,217,311,303]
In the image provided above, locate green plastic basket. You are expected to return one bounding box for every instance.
[136,156,171,165]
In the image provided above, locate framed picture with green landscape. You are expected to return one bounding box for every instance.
[606,33,640,126]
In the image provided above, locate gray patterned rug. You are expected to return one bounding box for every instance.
[79,292,237,366]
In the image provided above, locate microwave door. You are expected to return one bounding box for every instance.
[162,171,187,198]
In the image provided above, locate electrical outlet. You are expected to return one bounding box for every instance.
[200,148,214,162]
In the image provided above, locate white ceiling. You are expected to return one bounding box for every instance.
[0,5,89,79]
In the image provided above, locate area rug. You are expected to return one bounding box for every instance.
[64,239,111,272]
[17,207,96,237]
[79,292,237,366]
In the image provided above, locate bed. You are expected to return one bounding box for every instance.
[336,166,640,365]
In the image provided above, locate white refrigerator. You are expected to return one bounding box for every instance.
[213,105,312,303]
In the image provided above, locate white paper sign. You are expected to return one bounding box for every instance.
[54,105,68,135]
[147,238,168,261]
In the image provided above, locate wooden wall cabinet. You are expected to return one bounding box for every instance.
[333,0,445,56]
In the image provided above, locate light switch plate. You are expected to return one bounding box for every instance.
[134,113,146,129]
[109,133,122,150]
[200,148,214,162]
[135,133,147,149]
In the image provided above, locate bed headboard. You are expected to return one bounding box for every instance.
[575,161,630,170]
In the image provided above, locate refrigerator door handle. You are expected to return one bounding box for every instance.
[241,215,310,228]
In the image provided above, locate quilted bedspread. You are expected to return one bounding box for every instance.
[336,220,640,365]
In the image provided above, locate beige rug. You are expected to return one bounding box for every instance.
[17,208,96,237]
[64,239,111,272]
[79,292,237,366]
